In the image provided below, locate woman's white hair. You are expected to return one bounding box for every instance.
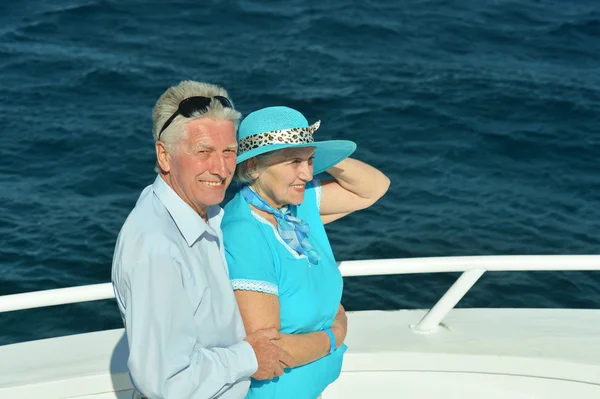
[152,80,242,151]
[234,150,284,185]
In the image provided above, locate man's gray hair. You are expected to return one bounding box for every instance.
[152,81,242,172]
[234,150,284,185]
[152,80,242,147]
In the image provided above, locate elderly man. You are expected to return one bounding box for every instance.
[112,81,293,398]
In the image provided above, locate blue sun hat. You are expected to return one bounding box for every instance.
[236,106,357,174]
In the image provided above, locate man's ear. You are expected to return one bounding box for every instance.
[156,141,171,173]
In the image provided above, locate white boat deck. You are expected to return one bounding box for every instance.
[333,308,600,398]
[1,256,598,398]
[344,308,600,380]
[0,327,131,398]
[2,308,600,398]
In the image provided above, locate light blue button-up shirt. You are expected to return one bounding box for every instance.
[112,175,258,399]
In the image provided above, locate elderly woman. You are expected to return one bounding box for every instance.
[222,106,390,398]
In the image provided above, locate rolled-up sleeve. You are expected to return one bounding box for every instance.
[117,249,257,398]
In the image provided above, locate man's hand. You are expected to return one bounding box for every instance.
[330,304,347,348]
[245,328,295,380]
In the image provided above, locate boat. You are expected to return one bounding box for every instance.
[1,255,599,398]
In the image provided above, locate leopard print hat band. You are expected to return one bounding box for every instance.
[235,106,356,174]
[237,120,321,155]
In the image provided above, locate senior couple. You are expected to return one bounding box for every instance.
[112,80,390,399]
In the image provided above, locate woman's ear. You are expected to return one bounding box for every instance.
[248,158,260,179]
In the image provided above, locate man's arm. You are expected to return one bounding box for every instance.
[120,252,258,399]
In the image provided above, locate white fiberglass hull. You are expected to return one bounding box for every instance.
[2,308,600,399]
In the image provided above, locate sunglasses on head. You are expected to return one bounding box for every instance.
[158,95,233,139]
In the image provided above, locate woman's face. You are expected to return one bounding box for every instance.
[252,147,315,208]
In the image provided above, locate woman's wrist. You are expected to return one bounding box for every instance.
[323,328,336,354]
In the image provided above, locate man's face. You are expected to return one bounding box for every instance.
[158,118,237,217]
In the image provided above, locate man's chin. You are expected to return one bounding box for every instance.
[200,191,227,206]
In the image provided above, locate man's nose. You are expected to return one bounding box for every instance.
[209,153,229,178]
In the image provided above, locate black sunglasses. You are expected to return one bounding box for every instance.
[158,95,233,139]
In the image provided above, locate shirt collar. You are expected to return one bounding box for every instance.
[152,175,224,246]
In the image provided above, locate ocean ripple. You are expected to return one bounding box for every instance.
[1,0,599,345]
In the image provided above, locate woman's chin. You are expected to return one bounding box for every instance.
[286,193,305,206]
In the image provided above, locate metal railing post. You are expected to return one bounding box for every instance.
[411,269,486,333]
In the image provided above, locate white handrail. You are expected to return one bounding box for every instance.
[1,255,598,325]
[338,254,600,276]
[0,283,115,313]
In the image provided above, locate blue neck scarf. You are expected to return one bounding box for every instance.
[241,185,320,265]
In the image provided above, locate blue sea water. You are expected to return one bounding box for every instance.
[1,0,599,345]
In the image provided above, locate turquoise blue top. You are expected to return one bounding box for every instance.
[222,178,347,399]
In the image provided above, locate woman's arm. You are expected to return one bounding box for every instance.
[234,290,347,368]
[319,158,390,224]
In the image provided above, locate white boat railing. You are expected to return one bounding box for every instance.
[1,255,598,333]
